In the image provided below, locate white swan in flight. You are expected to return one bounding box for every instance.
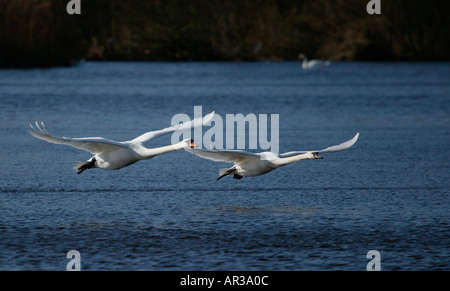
[28,111,214,174]
[298,53,330,69]
[186,132,359,180]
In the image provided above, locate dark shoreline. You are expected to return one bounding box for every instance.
[1,0,449,68]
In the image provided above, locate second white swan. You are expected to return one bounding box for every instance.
[186,132,359,180]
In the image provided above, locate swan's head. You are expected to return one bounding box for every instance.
[306,151,322,159]
[181,139,197,149]
[298,53,306,60]
[312,152,323,159]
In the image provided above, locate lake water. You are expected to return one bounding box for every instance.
[0,61,449,271]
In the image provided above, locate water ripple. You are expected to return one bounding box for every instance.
[0,185,444,194]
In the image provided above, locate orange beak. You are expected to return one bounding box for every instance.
[189,140,197,148]
[314,152,323,159]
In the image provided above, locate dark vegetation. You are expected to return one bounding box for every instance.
[1,0,449,67]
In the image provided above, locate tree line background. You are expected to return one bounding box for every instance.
[0,0,449,67]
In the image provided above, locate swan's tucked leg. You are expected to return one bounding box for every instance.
[74,157,96,174]
[233,174,243,180]
[217,167,236,180]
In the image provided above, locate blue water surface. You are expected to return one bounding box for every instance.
[0,61,449,270]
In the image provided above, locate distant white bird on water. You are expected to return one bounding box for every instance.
[298,53,330,69]
[28,111,214,174]
[185,133,359,180]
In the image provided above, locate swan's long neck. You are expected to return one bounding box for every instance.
[276,153,312,167]
[140,143,184,159]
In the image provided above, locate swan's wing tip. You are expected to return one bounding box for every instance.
[318,132,360,153]
[29,121,40,132]
[28,121,50,134]
[352,132,360,143]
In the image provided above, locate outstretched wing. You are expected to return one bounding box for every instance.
[185,148,261,164]
[317,132,359,153]
[131,111,215,144]
[279,132,359,158]
[28,121,128,154]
